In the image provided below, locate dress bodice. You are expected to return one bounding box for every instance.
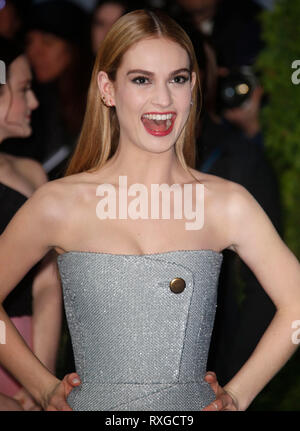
[57,249,223,411]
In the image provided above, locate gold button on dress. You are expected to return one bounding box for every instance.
[169,277,186,293]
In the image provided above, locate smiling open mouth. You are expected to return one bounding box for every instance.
[141,113,176,136]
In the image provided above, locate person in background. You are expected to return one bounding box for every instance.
[90,0,139,55]
[1,0,93,182]
[174,0,264,68]
[0,36,62,410]
[0,0,32,42]
[0,9,299,412]
[189,32,282,387]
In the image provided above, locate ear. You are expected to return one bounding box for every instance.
[191,71,196,92]
[97,71,115,106]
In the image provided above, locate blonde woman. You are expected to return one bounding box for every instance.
[0,10,299,411]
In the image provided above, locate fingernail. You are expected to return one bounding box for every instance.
[72,378,80,384]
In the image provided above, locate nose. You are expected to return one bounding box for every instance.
[151,80,172,107]
[27,89,39,111]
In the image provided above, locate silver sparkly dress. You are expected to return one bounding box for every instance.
[57,249,223,411]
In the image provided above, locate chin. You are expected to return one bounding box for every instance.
[143,141,176,154]
[21,126,32,138]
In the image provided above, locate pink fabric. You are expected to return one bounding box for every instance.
[0,316,33,397]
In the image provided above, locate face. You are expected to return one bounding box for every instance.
[0,1,21,39]
[91,3,124,54]
[98,38,196,155]
[0,55,39,140]
[26,30,72,83]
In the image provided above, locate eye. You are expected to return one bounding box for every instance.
[131,76,150,85]
[131,75,190,86]
[21,85,31,93]
[171,75,189,84]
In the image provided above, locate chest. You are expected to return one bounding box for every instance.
[57,186,216,255]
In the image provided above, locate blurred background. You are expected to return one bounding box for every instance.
[0,0,299,411]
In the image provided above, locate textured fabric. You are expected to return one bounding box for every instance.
[57,249,223,411]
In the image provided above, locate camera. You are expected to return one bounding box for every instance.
[216,66,258,113]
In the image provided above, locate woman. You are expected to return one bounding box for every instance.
[90,0,138,55]
[91,0,129,55]
[0,37,62,410]
[0,10,299,411]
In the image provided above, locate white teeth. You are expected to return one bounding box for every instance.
[142,113,174,120]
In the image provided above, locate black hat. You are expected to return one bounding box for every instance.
[26,0,89,45]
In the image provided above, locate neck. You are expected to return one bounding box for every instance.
[100,139,191,187]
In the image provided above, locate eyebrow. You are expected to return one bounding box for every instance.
[126,68,191,77]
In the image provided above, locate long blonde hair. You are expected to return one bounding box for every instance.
[64,9,202,177]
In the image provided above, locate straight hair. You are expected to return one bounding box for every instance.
[64,9,202,178]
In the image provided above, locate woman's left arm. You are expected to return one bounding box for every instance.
[220,183,300,411]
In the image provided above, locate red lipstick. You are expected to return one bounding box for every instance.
[141,112,176,137]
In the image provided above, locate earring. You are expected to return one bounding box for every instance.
[101,95,113,107]
[190,100,193,106]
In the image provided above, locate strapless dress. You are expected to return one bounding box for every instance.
[57,249,223,411]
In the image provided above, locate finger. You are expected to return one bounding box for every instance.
[214,391,238,411]
[29,404,42,411]
[204,371,217,381]
[204,372,220,394]
[66,372,81,387]
[47,397,73,412]
[202,399,220,411]
[62,373,81,397]
[57,399,73,411]
[205,371,216,378]
[14,395,25,405]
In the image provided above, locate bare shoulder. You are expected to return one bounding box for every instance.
[190,169,288,264]
[188,167,232,188]
[9,154,48,188]
[0,172,92,259]
[208,174,283,260]
[29,172,90,216]
[188,167,242,208]
[189,168,262,252]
